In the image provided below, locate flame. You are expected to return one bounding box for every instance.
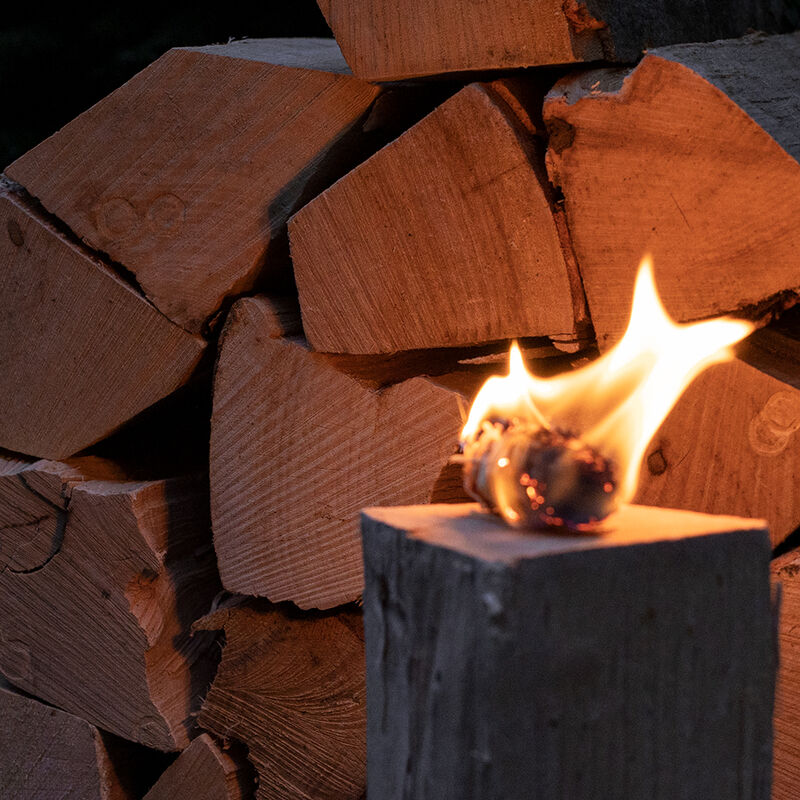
[461,255,754,523]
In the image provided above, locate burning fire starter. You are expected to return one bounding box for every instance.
[458,255,754,533]
[461,421,617,531]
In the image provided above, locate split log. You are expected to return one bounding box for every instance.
[772,548,800,800]
[195,600,366,800]
[362,503,774,800]
[0,686,136,800]
[544,31,800,350]
[289,80,590,355]
[318,0,793,81]
[635,320,800,548]
[210,296,471,609]
[143,734,251,800]
[6,39,409,333]
[0,182,205,459]
[0,456,220,750]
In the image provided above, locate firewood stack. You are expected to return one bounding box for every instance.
[1,3,799,798]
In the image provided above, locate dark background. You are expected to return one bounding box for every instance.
[0,3,330,167]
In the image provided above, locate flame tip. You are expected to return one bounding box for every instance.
[462,254,754,514]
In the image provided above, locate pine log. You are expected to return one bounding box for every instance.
[772,548,800,800]
[143,734,251,800]
[195,600,366,800]
[210,296,471,609]
[0,686,135,800]
[0,182,204,459]
[544,32,800,350]
[362,503,774,800]
[635,320,800,548]
[289,80,590,356]
[318,0,793,81]
[5,39,400,333]
[0,456,220,750]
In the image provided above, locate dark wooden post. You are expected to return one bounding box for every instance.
[362,503,775,800]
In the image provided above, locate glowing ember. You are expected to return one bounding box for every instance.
[460,255,754,531]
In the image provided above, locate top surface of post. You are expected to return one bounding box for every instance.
[363,502,769,564]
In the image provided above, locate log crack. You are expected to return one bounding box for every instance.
[3,473,71,574]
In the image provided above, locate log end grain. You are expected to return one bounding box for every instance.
[290,81,585,355]
[0,182,204,459]
[0,457,220,750]
[543,39,800,350]
[197,601,366,800]
[211,297,466,609]
[6,41,382,332]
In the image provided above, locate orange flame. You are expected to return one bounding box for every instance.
[462,256,754,523]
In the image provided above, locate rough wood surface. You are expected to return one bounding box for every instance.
[143,734,250,800]
[210,297,468,609]
[0,182,204,459]
[196,600,366,800]
[635,322,800,548]
[0,686,133,800]
[318,0,793,80]
[772,549,800,800]
[362,503,774,800]
[544,32,800,350]
[290,80,588,355]
[0,457,220,750]
[6,39,382,333]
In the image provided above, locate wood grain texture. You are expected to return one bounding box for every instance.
[0,183,204,459]
[362,503,774,800]
[635,329,800,548]
[210,297,467,609]
[0,457,220,750]
[196,601,366,800]
[0,686,133,800]
[143,734,250,800]
[544,32,800,350]
[319,0,793,80]
[772,549,800,800]
[320,0,596,79]
[6,39,382,332]
[290,81,587,355]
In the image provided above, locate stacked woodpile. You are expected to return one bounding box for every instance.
[1,4,799,798]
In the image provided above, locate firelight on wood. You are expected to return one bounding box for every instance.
[460,255,754,530]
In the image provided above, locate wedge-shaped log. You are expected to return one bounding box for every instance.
[211,296,470,609]
[6,39,383,332]
[143,734,250,800]
[318,0,792,81]
[0,183,204,459]
[635,318,800,548]
[290,80,588,355]
[196,600,365,800]
[772,548,800,800]
[0,457,220,750]
[362,503,774,800]
[544,32,800,350]
[0,686,139,800]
